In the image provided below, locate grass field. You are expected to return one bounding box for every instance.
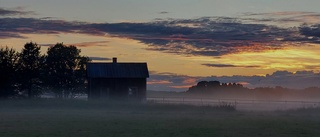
[1,99,320,137]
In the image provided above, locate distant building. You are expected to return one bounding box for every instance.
[86,58,149,101]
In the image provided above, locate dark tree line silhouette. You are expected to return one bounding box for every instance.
[0,42,89,99]
[187,81,320,100]
[187,81,246,93]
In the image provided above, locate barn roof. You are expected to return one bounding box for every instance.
[87,62,149,78]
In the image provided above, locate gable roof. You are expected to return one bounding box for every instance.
[87,62,149,78]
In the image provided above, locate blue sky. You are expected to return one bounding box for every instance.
[1,0,320,91]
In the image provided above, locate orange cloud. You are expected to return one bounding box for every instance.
[170,85,193,89]
[147,80,172,85]
[237,82,251,86]
[71,41,109,47]
[183,78,197,84]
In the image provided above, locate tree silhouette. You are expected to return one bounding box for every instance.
[187,81,246,93]
[207,81,220,89]
[44,43,89,98]
[0,47,19,98]
[197,81,208,92]
[17,42,44,98]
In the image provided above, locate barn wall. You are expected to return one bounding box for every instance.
[88,78,146,100]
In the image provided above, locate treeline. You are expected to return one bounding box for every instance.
[187,81,320,100]
[0,42,89,99]
[187,81,246,93]
[188,81,320,93]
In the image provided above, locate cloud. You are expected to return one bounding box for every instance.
[40,41,109,48]
[147,80,172,84]
[1,13,320,57]
[158,11,169,14]
[0,7,35,16]
[169,85,192,89]
[305,65,320,70]
[148,72,199,91]
[70,41,109,47]
[242,11,320,24]
[243,11,318,17]
[98,17,320,55]
[202,64,260,68]
[0,17,105,39]
[89,57,111,61]
[0,32,26,39]
[90,17,295,57]
[0,18,78,35]
[267,70,293,77]
[299,24,320,39]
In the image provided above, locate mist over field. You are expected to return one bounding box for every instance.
[147,86,320,111]
[1,98,320,137]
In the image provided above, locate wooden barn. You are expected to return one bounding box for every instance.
[86,58,149,101]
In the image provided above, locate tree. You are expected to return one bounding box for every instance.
[197,81,208,92]
[17,42,44,98]
[207,81,220,88]
[44,43,89,98]
[0,47,19,98]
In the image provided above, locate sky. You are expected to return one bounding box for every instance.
[1,0,320,91]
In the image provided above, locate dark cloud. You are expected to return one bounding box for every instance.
[158,11,169,14]
[106,17,320,54]
[90,17,293,56]
[89,57,111,61]
[267,70,293,77]
[39,44,55,47]
[90,22,195,36]
[299,24,320,39]
[241,12,320,44]
[202,64,260,68]
[39,41,109,48]
[0,18,104,39]
[0,32,26,39]
[1,14,320,56]
[0,7,35,16]
[70,41,109,47]
[0,18,76,34]
[148,72,199,91]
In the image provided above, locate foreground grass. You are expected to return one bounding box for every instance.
[1,99,320,137]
